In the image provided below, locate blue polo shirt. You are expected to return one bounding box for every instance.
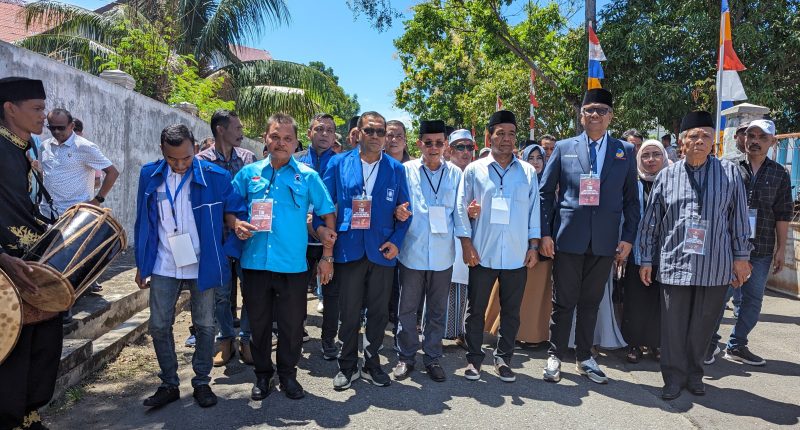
[232,155,335,273]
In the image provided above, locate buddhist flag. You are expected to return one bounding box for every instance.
[587,26,606,90]
[529,70,539,140]
[716,0,747,139]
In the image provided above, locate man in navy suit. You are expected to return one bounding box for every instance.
[539,89,640,384]
[320,111,411,391]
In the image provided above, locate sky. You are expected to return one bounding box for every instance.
[62,0,610,125]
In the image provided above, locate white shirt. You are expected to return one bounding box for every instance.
[587,133,608,175]
[40,132,112,216]
[361,154,381,196]
[152,168,200,279]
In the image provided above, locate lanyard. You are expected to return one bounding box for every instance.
[743,161,763,207]
[361,159,379,196]
[264,166,277,196]
[165,171,192,233]
[490,161,513,193]
[683,159,710,218]
[587,134,606,175]
[421,163,446,203]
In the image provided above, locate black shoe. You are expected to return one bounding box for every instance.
[321,338,339,361]
[426,363,446,382]
[279,376,305,399]
[724,346,766,366]
[687,381,706,396]
[362,366,391,387]
[661,384,682,400]
[143,386,180,408]
[251,376,275,400]
[303,329,310,343]
[233,317,241,328]
[193,384,217,408]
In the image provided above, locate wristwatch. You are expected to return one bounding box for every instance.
[528,244,539,251]
[320,256,334,264]
[94,194,105,203]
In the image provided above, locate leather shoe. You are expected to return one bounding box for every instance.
[687,381,706,396]
[251,376,275,400]
[279,376,305,400]
[193,384,217,408]
[661,384,682,400]
[426,363,446,382]
[143,386,179,408]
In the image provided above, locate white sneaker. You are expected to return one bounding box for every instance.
[543,356,561,382]
[316,301,324,313]
[577,357,608,384]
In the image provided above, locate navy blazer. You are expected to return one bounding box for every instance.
[321,148,411,266]
[539,132,640,257]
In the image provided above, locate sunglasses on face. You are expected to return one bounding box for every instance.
[451,144,475,152]
[423,141,445,148]
[582,107,610,116]
[47,125,68,132]
[361,127,386,137]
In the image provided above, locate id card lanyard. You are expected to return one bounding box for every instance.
[683,159,710,219]
[490,161,513,225]
[361,158,380,198]
[423,163,448,233]
[421,163,446,204]
[164,170,192,234]
[745,161,760,238]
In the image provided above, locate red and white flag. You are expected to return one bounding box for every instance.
[529,70,539,140]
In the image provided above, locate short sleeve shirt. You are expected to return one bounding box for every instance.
[41,133,112,215]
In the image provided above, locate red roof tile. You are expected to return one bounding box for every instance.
[0,0,52,43]
[231,45,272,62]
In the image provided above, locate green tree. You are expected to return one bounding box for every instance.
[19,0,348,127]
[307,60,361,124]
[599,0,800,133]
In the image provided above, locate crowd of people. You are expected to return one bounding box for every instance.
[0,77,794,429]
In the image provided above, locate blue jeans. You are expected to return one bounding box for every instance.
[215,261,251,342]
[149,275,215,388]
[711,254,772,349]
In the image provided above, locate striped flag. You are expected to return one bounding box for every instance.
[716,0,747,142]
[529,70,539,140]
[587,26,606,89]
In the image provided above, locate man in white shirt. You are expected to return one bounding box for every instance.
[40,109,118,218]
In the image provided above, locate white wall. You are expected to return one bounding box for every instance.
[1,41,262,244]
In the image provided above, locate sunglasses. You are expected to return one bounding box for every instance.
[582,107,610,116]
[47,125,68,132]
[451,144,475,152]
[423,141,446,148]
[361,128,386,137]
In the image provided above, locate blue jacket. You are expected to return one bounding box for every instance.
[320,148,411,266]
[134,158,247,291]
[539,133,640,257]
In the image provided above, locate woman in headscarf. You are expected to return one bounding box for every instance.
[622,139,669,363]
[484,144,552,344]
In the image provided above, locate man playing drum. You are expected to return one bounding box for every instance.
[0,77,61,430]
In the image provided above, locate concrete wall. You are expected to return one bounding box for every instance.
[767,222,800,299]
[1,41,262,243]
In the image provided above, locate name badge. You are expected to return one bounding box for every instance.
[429,205,447,234]
[683,218,708,255]
[250,198,274,232]
[579,174,600,206]
[490,196,510,225]
[168,233,198,267]
[352,195,372,229]
[748,208,757,239]
[386,188,395,202]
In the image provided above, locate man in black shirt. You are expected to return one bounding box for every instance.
[0,77,62,430]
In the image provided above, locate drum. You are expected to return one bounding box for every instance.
[19,204,127,312]
[0,268,22,364]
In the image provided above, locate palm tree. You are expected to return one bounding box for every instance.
[19,0,347,126]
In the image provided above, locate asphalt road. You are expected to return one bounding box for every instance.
[45,290,800,429]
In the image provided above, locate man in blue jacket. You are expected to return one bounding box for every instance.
[134,124,247,409]
[539,89,640,385]
[321,111,411,391]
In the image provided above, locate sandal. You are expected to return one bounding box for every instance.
[626,346,643,363]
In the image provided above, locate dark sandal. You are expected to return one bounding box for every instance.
[626,346,643,363]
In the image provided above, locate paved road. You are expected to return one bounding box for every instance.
[45,291,800,429]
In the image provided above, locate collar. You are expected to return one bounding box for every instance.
[419,158,445,174]
[53,132,76,147]
[0,125,29,150]
[485,152,518,171]
[213,145,239,162]
[151,158,208,187]
[262,154,302,174]
[359,146,382,166]
[583,131,608,147]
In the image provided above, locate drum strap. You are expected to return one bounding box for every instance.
[31,169,58,224]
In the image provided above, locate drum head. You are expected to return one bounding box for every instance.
[0,269,22,364]
[17,262,75,313]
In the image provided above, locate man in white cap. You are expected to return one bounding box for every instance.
[707,119,792,367]
[447,129,475,171]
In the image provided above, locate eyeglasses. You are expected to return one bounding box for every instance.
[361,128,386,137]
[47,125,68,132]
[312,126,336,134]
[640,152,663,161]
[423,141,445,148]
[451,144,475,152]
[581,107,611,116]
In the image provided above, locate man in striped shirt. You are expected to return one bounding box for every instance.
[638,111,752,401]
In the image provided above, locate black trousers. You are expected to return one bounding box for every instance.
[464,265,527,367]
[304,245,323,289]
[336,258,393,371]
[241,269,307,380]
[660,283,728,388]
[548,251,615,362]
[621,260,661,348]
[0,317,62,430]
[229,258,240,319]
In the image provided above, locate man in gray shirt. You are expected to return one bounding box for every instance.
[639,111,752,400]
